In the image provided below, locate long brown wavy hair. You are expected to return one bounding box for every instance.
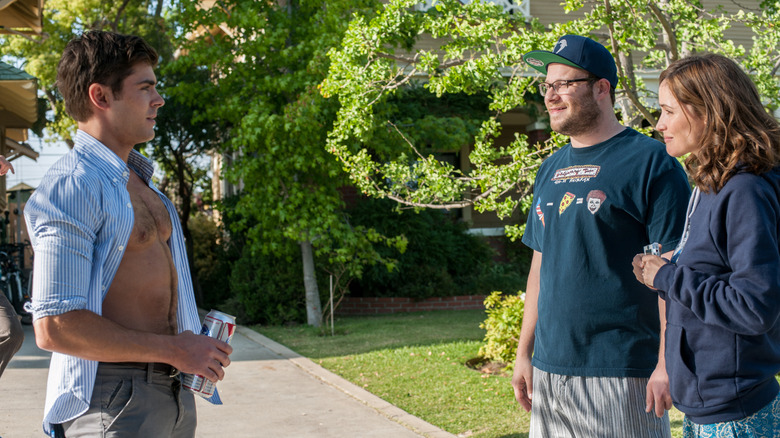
[659,53,780,193]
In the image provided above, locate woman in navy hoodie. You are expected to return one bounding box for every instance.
[633,53,780,437]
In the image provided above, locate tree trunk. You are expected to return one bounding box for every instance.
[175,153,203,306]
[300,240,322,327]
[182,221,204,307]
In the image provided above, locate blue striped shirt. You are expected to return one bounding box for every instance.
[24,130,208,434]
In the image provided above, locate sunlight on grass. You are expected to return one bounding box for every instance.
[670,408,685,438]
[254,310,686,438]
[319,341,528,438]
[257,310,487,359]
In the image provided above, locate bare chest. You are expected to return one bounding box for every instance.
[126,173,172,248]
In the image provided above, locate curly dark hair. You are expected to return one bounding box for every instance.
[56,31,158,122]
[659,53,780,193]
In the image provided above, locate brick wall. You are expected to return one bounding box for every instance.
[335,295,487,316]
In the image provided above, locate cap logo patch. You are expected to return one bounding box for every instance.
[554,39,568,54]
[526,57,544,67]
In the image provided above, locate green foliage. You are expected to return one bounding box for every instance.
[478,291,525,369]
[461,261,526,299]
[346,197,525,299]
[322,0,556,233]
[152,63,227,226]
[323,0,780,240]
[174,0,515,325]
[225,242,308,326]
[174,0,408,312]
[189,201,307,325]
[189,213,237,310]
[371,84,493,156]
[202,195,312,325]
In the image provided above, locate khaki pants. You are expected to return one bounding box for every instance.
[57,363,197,438]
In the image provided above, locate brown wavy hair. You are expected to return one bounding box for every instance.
[659,53,780,193]
[56,31,158,122]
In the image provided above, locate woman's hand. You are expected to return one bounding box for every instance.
[632,254,667,289]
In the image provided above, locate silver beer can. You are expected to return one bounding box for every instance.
[182,309,236,398]
[643,242,661,256]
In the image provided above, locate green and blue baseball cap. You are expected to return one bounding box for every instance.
[523,35,618,89]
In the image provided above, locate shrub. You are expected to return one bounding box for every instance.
[347,197,504,299]
[190,213,237,310]
[191,196,323,326]
[460,262,526,298]
[478,291,525,369]
[192,193,532,325]
[225,243,309,325]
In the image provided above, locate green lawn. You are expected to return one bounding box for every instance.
[254,309,685,438]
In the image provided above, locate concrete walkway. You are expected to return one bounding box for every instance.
[0,322,456,438]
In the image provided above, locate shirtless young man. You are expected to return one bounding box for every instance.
[24,31,231,437]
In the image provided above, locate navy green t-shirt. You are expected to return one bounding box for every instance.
[522,128,690,377]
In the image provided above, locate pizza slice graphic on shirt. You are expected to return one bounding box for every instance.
[559,192,576,215]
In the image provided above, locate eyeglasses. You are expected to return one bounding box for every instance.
[538,78,595,96]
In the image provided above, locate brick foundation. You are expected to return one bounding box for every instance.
[335,295,487,315]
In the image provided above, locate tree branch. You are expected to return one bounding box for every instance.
[374,51,470,71]
[43,86,58,115]
[154,0,164,19]
[365,67,418,107]
[603,0,658,126]
[772,55,780,76]
[648,1,679,63]
[112,0,134,32]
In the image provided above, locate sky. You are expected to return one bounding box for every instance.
[6,138,69,189]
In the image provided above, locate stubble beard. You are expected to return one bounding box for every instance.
[549,93,602,137]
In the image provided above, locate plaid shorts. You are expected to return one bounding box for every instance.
[683,391,780,438]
